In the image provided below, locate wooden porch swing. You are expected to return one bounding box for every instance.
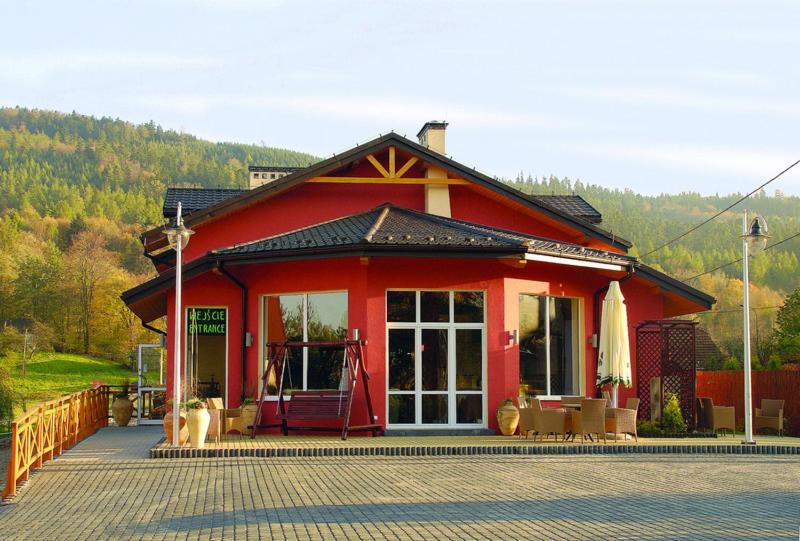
[251,340,383,440]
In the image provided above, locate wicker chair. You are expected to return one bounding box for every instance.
[560,396,583,408]
[571,399,607,443]
[697,397,736,436]
[625,397,640,412]
[605,407,638,442]
[530,399,569,441]
[755,399,785,436]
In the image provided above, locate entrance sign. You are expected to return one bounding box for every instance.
[188,308,226,336]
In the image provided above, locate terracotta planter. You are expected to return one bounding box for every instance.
[496,402,520,436]
[240,404,258,437]
[164,411,189,445]
[112,396,134,427]
[187,408,211,448]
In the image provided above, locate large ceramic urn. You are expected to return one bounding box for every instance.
[112,395,134,427]
[496,400,520,436]
[164,411,189,445]
[187,407,211,448]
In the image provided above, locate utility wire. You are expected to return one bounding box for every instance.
[693,305,782,315]
[682,230,800,282]
[640,159,800,260]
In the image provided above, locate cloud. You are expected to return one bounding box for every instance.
[573,141,799,181]
[564,85,800,117]
[124,92,571,129]
[0,52,222,84]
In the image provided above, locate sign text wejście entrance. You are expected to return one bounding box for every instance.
[187,308,226,335]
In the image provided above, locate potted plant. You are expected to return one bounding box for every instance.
[111,381,134,427]
[496,398,520,436]
[164,400,189,445]
[185,397,211,448]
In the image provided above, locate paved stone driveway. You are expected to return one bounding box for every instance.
[0,427,798,540]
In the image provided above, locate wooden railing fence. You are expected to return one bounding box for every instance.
[696,370,799,436]
[3,385,118,499]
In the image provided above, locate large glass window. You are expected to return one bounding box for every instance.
[387,290,485,427]
[519,295,580,397]
[263,291,347,394]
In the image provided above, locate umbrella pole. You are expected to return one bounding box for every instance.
[612,384,619,408]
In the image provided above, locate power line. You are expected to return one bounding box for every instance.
[640,159,800,260]
[682,230,800,282]
[693,305,782,315]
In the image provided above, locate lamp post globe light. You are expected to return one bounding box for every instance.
[741,210,768,445]
[163,202,194,448]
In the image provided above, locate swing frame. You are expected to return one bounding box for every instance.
[251,339,383,440]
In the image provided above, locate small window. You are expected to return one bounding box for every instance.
[387,291,415,322]
[270,173,277,179]
[253,173,260,179]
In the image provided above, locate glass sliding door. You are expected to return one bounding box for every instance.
[519,294,581,398]
[387,290,485,428]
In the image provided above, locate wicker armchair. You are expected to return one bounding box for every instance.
[571,399,607,443]
[697,397,736,436]
[755,399,785,436]
[605,407,638,442]
[625,397,640,412]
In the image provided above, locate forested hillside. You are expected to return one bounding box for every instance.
[0,107,317,362]
[0,107,797,367]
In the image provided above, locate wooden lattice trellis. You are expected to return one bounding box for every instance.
[636,320,698,429]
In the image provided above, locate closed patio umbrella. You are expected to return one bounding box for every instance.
[596,281,631,408]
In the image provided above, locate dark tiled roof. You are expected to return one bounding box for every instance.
[530,195,602,224]
[163,188,248,218]
[214,204,633,266]
[248,166,305,173]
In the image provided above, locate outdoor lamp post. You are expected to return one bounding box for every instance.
[741,210,769,445]
[164,202,194,447]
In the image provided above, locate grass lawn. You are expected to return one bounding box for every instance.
[8,353,137,416]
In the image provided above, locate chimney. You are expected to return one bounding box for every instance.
[417,121,448,154]
[417,121,452,217]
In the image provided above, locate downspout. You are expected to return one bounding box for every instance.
[592,264,636,397]
[142,322,167,336]
[217,262,248,401]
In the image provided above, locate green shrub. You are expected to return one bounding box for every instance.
[636,419,661,434]
[721,356,741,370]
[661,393,687,433]
[766,354,783,371]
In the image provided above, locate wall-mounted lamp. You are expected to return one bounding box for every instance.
[508,329,518,346]
[245,332,253,347]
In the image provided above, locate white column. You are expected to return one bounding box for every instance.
[742,210,754,444]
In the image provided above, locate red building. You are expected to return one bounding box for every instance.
[122,122,713,434]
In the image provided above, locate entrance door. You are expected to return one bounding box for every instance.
[137,343,166,424]
[186,307,228,405]
[387,291,485,428]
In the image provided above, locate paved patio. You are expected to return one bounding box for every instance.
[0,426,798,540]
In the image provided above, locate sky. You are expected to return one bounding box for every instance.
[2,0,799,196]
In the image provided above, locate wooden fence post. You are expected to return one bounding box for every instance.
[3,421,19,498]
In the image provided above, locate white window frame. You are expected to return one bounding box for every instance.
[259,290,348,400]
[386,290,487,429]
[518,294,584,400]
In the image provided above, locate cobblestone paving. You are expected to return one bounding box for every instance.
[0,427,798,540]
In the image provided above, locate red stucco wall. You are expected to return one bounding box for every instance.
[164,255,667,433]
